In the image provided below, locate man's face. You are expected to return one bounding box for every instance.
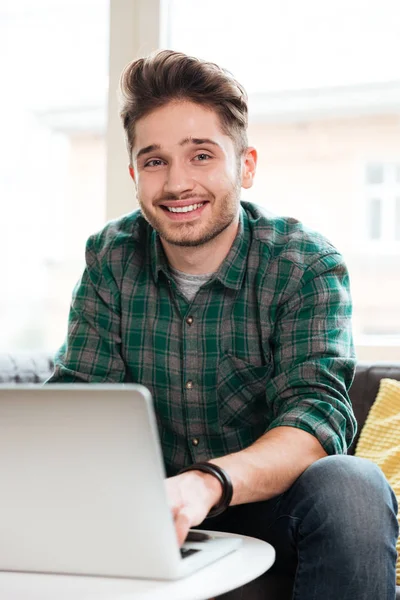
[130,101,253,248]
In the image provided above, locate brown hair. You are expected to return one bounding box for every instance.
[119,49,248,164]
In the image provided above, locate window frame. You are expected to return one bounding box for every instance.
[106,0,168,221]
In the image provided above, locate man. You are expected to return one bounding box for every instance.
[47,50,398,598]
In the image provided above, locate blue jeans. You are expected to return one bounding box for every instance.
[200,455,399,599]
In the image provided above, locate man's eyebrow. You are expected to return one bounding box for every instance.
[135,137,222,161]
[135,144,161,160]
[180,137,222,149]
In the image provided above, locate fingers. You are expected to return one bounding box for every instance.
[165,474,211,547]
[165,477,184,519]
[174,507,192,547]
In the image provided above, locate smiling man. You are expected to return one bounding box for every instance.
[48,50,399,598]
[130,100,245,271]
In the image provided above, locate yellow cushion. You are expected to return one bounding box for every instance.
[355,378,400,585]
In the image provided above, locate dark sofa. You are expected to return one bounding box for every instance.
[0,354,399,598]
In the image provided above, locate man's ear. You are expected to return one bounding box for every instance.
[241,147,257,190]
[128,164,135,182]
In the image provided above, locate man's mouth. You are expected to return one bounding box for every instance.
[159,200,209,220]
[164,202,204,214]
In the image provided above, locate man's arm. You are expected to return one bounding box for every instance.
[46,236,126,383]
[168,251,356,545]
[209,425,327,505]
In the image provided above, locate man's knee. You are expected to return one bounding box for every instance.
[303,455,394,501]
[296,455,398,543]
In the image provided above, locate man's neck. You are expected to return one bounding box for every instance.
[161,218,239,275]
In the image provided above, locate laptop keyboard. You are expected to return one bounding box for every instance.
[180,547,201,559]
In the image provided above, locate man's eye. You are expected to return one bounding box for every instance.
[145,159,164,167]
[194,153,212,161]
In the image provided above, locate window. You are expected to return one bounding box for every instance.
[395,198,400,241]
[368,199,382,240]
[366,164,384,185]
[365,163,400,245]
[0,0,109,352]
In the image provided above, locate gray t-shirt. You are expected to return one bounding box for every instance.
[169,266,215,301]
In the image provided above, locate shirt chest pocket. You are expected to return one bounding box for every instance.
[217,354,273,427]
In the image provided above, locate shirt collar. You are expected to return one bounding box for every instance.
[150,229,170,284]
[150,204,250,290]
[213,207,250,290]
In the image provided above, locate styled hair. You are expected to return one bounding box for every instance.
[119,49,248,163]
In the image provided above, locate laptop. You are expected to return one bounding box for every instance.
[0,384,241,579]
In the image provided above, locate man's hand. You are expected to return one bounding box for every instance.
[165,470,223,547]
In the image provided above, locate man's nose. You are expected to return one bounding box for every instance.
[163,162,194,196]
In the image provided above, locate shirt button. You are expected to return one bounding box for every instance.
[185,380,193,390]
[192,438,199,446]
[186,316,194,325]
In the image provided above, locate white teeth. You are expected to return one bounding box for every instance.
[166,203,204,213]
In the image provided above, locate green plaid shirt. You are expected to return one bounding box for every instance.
[48,202,357,476]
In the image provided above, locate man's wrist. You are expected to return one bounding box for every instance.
[178,462,234,517]
[181,469,223,510]
[197,470,224,508]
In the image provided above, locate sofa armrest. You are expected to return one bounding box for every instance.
[0,354,54,384]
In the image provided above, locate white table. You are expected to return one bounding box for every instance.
[0,532,275,600]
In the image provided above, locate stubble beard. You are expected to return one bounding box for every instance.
[138,179,242,248]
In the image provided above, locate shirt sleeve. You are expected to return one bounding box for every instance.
[265,251,357,455]
[46,236,126,384]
